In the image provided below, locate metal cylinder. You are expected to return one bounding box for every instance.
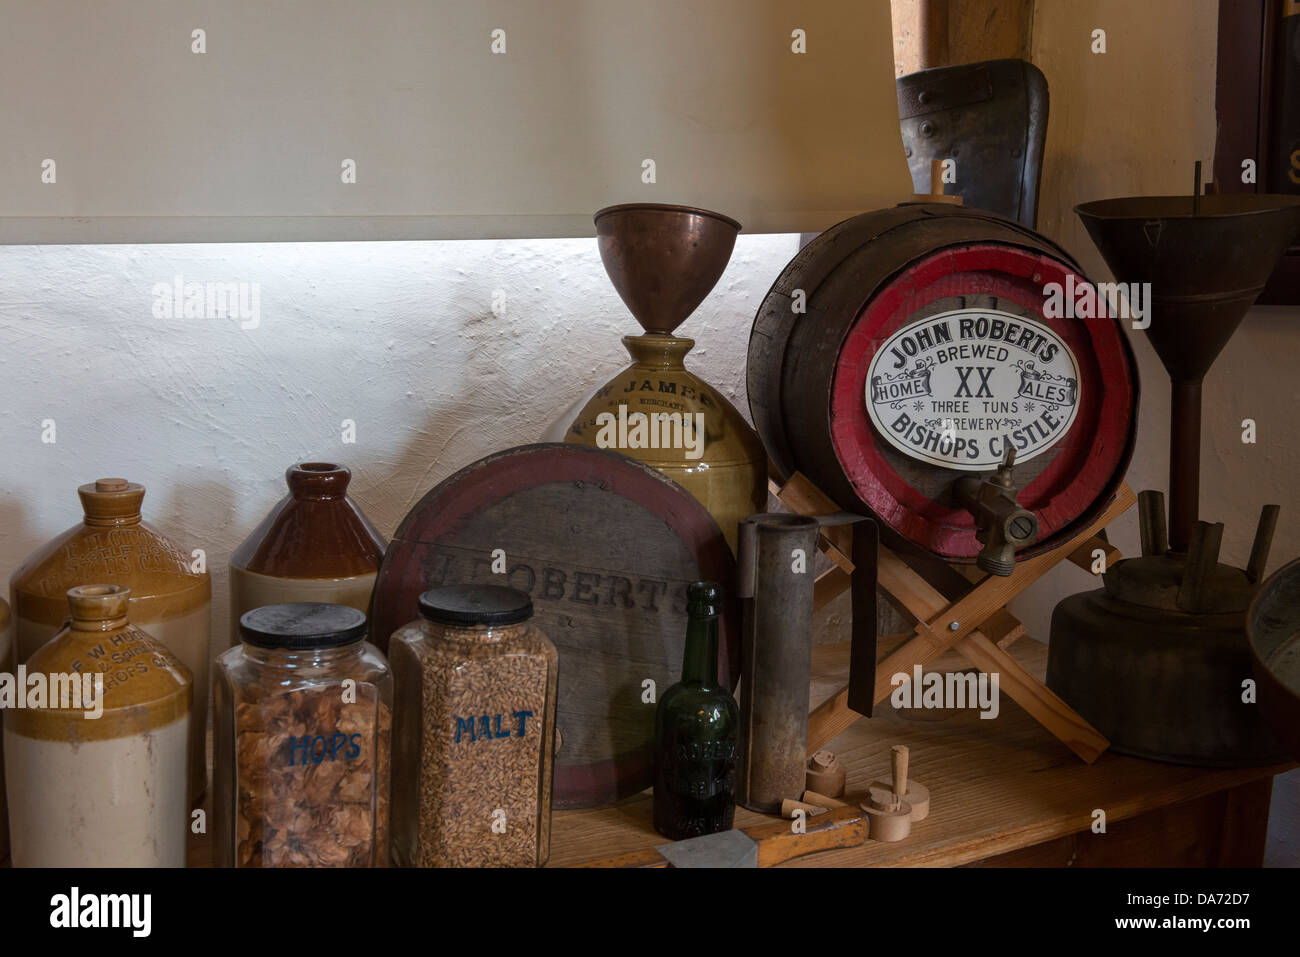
[1168,379,1202,552]
[735,513,821,813]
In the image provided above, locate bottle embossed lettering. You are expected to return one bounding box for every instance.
[653,581,739,840]
[3,585,192,867]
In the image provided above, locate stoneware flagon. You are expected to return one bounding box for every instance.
[228,462,387,647]
[9,478,212,800]
[3,585,192,867]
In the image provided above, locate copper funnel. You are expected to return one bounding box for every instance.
[594,203,741,335]
[1075,193,1300,550]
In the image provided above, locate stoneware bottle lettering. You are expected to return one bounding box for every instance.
[3,585,192,867]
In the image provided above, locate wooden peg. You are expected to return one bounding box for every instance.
[892,745,909,794]
[803,789,848,809]
[930,158,944,197]
[870,744,931,821]
[781,798,829,819]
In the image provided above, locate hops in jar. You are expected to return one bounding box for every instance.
[214,603,391,867]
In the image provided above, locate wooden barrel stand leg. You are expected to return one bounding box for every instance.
[773,471,1132,763]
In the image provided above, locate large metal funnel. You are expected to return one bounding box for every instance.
[1075,194,1300,549]
[1076,195,1300,381]
[594,203,741,335]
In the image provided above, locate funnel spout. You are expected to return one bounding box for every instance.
[1169,379,1202,552]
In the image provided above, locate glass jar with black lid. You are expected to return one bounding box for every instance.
[389,584,558,868]
[213,602,391,867]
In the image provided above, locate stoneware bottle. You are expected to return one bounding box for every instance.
[9,477,212,800]
[229,462,386,648]
[558,335,766,555]
[3,585,192,867]
[0,596,11,860]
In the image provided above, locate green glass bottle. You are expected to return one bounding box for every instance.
[653,581,740,840]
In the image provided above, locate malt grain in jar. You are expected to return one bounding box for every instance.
[390,585,558,867]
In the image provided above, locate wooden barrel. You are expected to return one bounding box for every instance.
[370,444,739,809]
[748,204,1138,561]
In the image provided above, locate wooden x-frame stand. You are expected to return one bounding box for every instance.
[771,472,1139,764]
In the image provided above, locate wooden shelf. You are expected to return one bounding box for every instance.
[545,638,1290,867]
[188,637,1290,868]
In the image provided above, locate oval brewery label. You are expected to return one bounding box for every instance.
[865,308,1081,471]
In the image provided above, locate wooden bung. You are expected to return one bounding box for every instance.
[806,749,847,797]
[862,788,912,843]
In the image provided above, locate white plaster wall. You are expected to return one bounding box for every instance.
[0,235,800,644]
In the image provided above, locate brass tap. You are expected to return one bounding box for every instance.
[954,447,1039,576]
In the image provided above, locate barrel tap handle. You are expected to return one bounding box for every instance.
[954,446,1039,577]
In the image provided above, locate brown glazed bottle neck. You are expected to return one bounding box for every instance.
[67,583,132,631]
[232,461,386,577]
[622,334,694,369]
[78,479,146,527]
[287,462,351,500]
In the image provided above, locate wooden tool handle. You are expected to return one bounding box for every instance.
[742,805,868,867]
[571,807,868,868]
[892,744,909,796]
[569,847,669,868]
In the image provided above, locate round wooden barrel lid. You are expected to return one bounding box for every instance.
[371,443,739,809]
